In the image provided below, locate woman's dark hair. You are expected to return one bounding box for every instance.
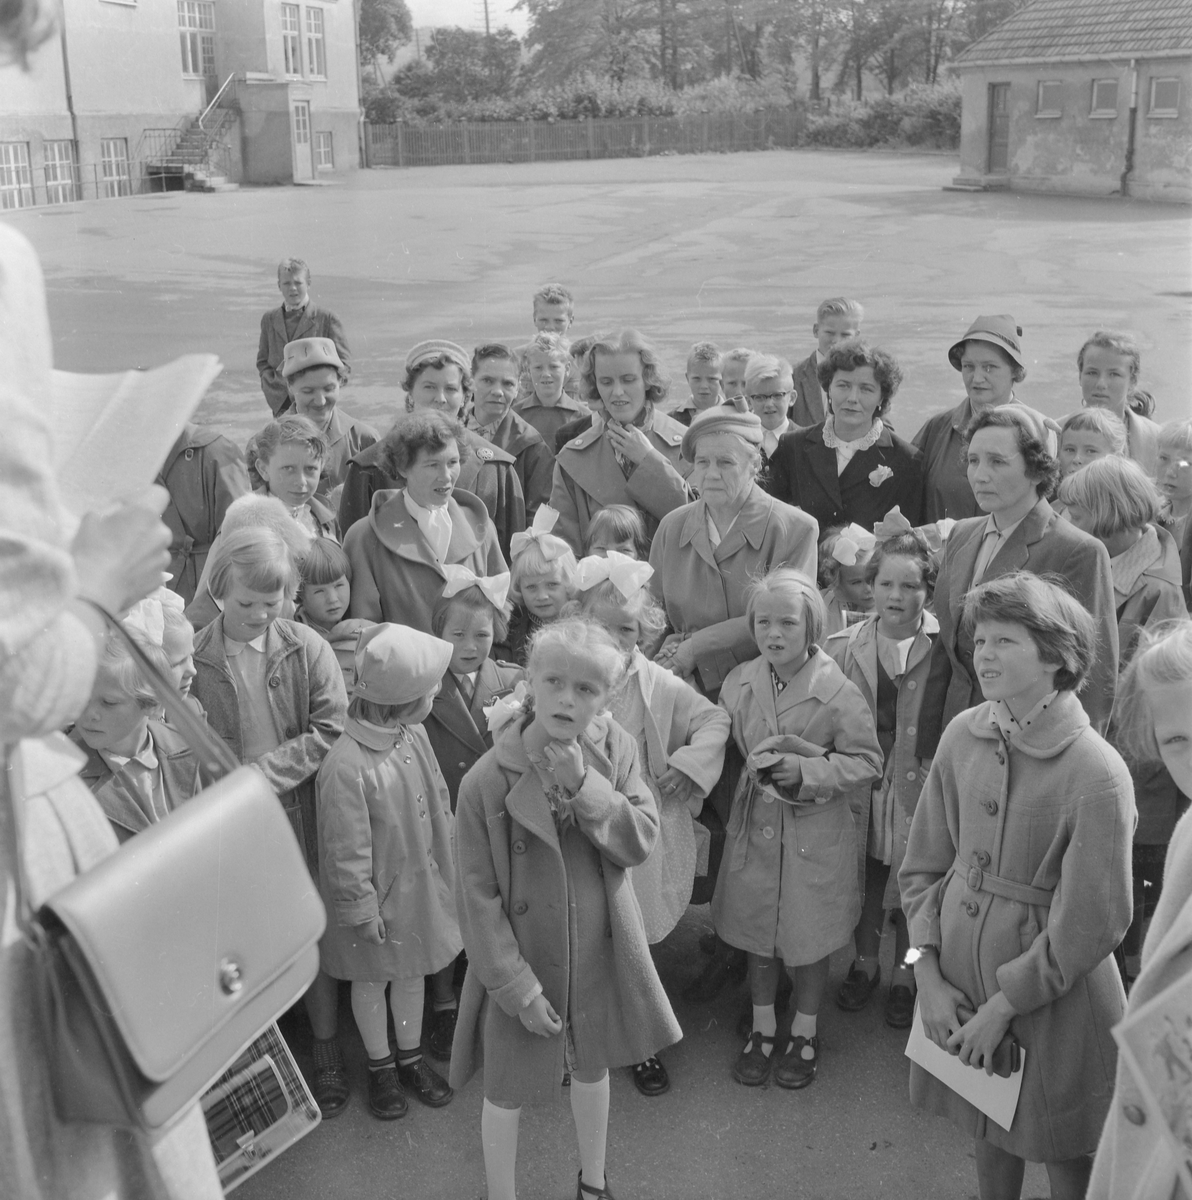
[816,339,904,418]
[288,361,348,388]
[402,354,473,397]
[962,407,1060,500]
[380,410,464,477]
[962,572,1097,694]
[865,530,938,597]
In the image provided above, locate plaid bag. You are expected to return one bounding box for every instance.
[201,1023,320,1193]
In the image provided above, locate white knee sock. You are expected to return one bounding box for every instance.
[388,975,425,1054]
[350,980,390,1061]
[570,1072,610,1191]
[481,1098,521,1200]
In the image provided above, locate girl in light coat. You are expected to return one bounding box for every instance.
[713,568,883,1092]
[901,573,1134,1200]
[450,618,681,1200]
[572,552,731,1097]
[826,530,938,1029]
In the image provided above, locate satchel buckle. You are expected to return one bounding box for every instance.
[219,959,243,996]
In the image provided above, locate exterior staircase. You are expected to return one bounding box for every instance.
[145,108,238,191]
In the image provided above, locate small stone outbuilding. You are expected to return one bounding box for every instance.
[949,0,1192,203]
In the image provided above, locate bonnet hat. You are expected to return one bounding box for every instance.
[353,623,453,705]
[680,397,765,463]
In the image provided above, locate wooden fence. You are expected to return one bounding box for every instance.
[364,108,804,169]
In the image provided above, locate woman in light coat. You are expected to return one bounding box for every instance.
[901,574,1134,1197]
[650,403,819,700]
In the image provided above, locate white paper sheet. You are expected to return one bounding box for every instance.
[50,354,222,522]
[905,1002,1026,1132]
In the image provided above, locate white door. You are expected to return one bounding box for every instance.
[292,101,313,181]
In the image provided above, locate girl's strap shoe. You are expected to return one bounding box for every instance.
[577,1170,617,1199]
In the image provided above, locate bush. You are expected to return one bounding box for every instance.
[802,80,961,150]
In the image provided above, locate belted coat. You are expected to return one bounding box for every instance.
[449,716,682,1105]
[899,693,1135,1161]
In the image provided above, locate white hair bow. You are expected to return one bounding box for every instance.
[483,680,530,735]
[830,523,877,567]
[575,551,654,600]
[509,505,572,562]
[121,587,185,648]
[441,564,511,610]
[872,506,914,541]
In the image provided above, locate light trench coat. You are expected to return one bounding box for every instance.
[826,610,938,907]
[900,692,1135,1161]
[450,716,681,1105]
[616,651,731,942]
[711,651,883,965]
[649,486,819,696]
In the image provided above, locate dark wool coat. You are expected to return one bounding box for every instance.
[915,499,1118,757]
[256,302,351,415]
[790,350,826,428]
[912,398,983,524]
[158,424,250,605]
[768,421,924,532]
[192,615,346,873]
[550,408,692,556]
[343,488,506,635]
[900,693,1134,1161]
[475,406,555,520]
[514,391,590,454]
[70,720,205,844]
[449,717,682,1105]
[337,424,525,562]
[423,659,523,810]
[648,487,819,695]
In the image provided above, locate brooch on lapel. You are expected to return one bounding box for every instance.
[868,464,894,487]
[477,447,494,461]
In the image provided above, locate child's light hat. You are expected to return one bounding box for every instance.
[680,396,764,463]
[405,340,470,375]
[948,315,1024,371]
[353,623,453,705]
[281,337,346,379]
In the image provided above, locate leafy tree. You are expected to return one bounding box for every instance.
[359,0,413,82]
[416,27,523,101]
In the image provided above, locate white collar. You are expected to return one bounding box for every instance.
[226,631,268,656]
[823,414,883,451]
[989,690,1058,739]
[403,489,448,522]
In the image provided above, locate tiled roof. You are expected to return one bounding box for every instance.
[954,0,1192,64]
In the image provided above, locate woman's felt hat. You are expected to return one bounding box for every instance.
[281,337,346,378]
[352,623,453,705]
[680,397,765,463]
[948,315,1025,371]
[405,339,470,375]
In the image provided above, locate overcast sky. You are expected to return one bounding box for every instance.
[406,0,528,36]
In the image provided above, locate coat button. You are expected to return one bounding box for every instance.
[762,792,774,803]
[762,826,775,839]
[1123,1103,1146,1126]
[269,677,280,688]
[965,900,979,917]
[513,901,528,915]
[458,761,467,770]
[996,753,1005,765]
[906,680,917,690]
[976,850,991,868]
[513,840,526,853]
[985,800,998,815]
[905,816,912,825]
[906,726,916,736]
[906,771,917,781]
[285,727,298,739]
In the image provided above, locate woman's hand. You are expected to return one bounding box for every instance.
[948,991,1015,1073]
[653,633,684,668]
[665,638,697,679]
[770,754,803,790]
[519,992,563,1038]
[537,740,586,793]
[355,916,386,946]
[605,421,660,467]
[72,486,172,616]
[915,958,971,1051]
[657,766,698,812]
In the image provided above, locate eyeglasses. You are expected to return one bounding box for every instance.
[748,391,790,403]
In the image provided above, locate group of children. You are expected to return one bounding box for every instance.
[64,266,1192,1200]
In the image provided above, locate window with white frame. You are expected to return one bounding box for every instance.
[178,1,216,77]
[305,7,326,78]
[100,138,132,199]
[1090,78,1118,117]
[315,131,333,168]
[1150,77,1180,117]
[282,4,302,77]
[0,143,34,210]
[1035,80,1062,117]
[44,140,79,204]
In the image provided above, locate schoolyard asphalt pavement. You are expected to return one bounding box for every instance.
[5,147,1191,1199]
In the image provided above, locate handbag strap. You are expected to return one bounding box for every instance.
[84,600,241,780]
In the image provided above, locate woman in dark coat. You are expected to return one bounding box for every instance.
[915,406,1118,758]
[769,340,922,532]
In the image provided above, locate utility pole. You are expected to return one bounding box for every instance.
[483,0,491,37]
